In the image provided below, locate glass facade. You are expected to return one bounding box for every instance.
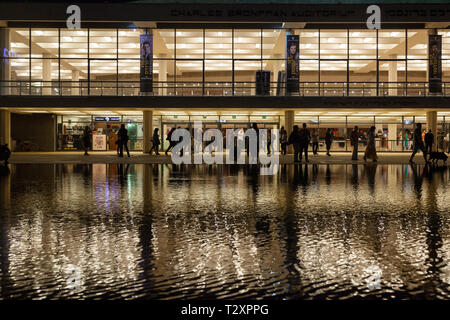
[2,27,450,96]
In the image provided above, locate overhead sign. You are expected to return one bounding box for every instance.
[94,117,121,122]
[429,34,442,94]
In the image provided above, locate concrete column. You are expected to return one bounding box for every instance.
[42,54,52,95]
[158,53,167,96]
[285,110,294,153]
[143,110,153,153]
[426,110,438,151]
[388,123,397,151]
[0,110,11,147]
[72,70,80,95]
[388,54,397,96]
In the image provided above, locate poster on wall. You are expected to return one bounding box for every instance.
[429,34,442,94]
[140,34,153,92]
[286,34,299,94]
[92,135,107,151]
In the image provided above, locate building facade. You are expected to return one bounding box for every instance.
[1,1,450,153]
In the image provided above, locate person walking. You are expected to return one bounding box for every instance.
[424,129,434,155]
[288,125,301,163]
[280,126,287,155]
[311,129,319,155]
[350,126,360,160]
[298,123,311,162]
[118,124,130,158]
[364,126,378,162]
[83,126,91,156]
[325,128,332,156]
[149,127,160,155]
[409,123,427,163]
[165,127,176,155]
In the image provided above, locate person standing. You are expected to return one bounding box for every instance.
[149,127,160,155]
[325,128,332,156]
[118,124,130,158]
[298,123,311,162]
[288,125,301,163]
[311,129,319,155]
[364,126,378,162]
[424,129,434,155]
[350,126,360,160]
[83,126,91,156]
[280,126,287,155]
[409,123,427,163]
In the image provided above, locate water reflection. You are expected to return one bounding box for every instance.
[0,163,449,299]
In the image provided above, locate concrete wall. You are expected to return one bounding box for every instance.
[11,113,56,151]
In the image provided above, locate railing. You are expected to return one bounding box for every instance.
[0,80,448,97]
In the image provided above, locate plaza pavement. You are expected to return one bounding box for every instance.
[7,151,434,165]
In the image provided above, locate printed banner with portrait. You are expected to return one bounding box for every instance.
[429,34,442,94]
[140,34,153,92]
[286,34,299,94]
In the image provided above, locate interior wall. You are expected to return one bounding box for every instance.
[11,113,56,151]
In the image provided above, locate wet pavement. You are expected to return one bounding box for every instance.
[0,163,449,299]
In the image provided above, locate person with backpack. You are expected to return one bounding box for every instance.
[149,127,160,155]
[288,125,301,163]
[118,124,130,158]
[165,127,177,155]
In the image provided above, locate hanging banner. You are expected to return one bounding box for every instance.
[429,34,442,94]
[140,34,153,92]
[286,34,299,94]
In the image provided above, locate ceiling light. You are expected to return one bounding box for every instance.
[63,36,73,42]
[219,31,223,36]
[35,30,44,36]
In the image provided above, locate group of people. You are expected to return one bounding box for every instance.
[82,124,131,157]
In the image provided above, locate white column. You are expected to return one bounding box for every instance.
[388,54,397,96]
[143,110,153,153]
[388,123,398,151]
[42,53,52,95]
[0,110,11,147]
[72,70,80,95]
[426,110,438,151]
[158,53,167,96]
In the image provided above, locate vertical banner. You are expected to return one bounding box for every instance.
[140,34,153,92]
[429,34,442,94]
[286,34,299,94]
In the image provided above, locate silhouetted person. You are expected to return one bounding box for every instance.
[149,128,160,155]
[280,126,287,155]
[409,123,427,163]
[118,124,130,158]
[165,127,176,155]
[325,128,332,156]
[83,126,91,156]
[247,123,259,162]
[298,123,311,162]
[350,126,360,160]
[288,125,301,163]
[425,129,434,155]
[364,126,378,162]
[311,129,319,155]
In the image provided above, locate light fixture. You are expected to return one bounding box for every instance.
[219,31,223,36]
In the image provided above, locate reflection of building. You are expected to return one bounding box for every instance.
[0,2,449,153]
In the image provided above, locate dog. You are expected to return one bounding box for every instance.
[0,144,11,165]
[428,151,448,166]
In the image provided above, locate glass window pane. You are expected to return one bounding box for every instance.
[299,29,318,59]
[408,29,428,60]
[61,29,88,58]
[118,29,142,59]
[31,29,58,57]
[262,29,283,59]
[205,29,231,59]
[349,30,375,59]
[234,29,261,60]
[320,30,347,59]
[10,28,30,58]
[176,29,203,59]
[378,30,406,59]
[89,29,117,59]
